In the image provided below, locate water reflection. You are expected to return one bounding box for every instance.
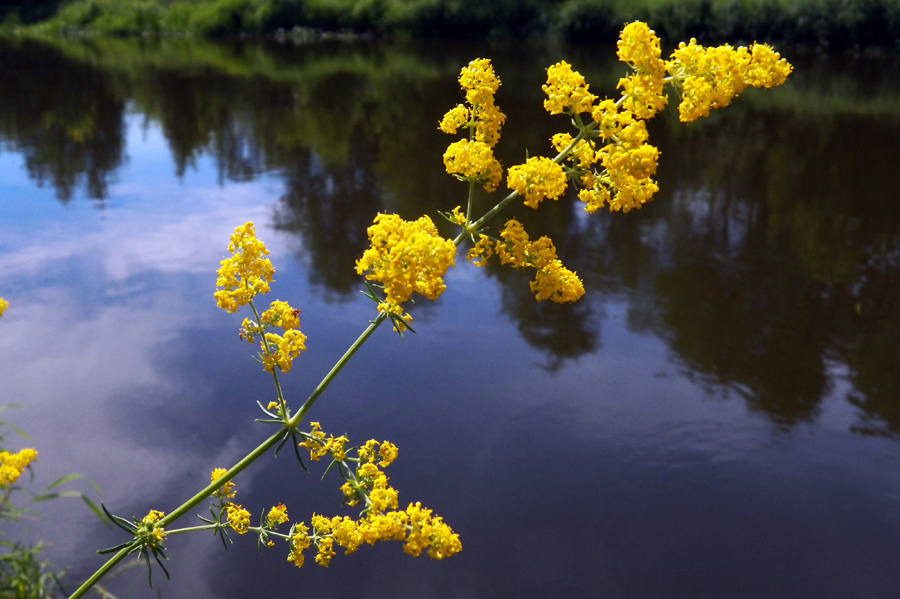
[2,37,900,430]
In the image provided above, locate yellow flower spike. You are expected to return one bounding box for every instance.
[266,504,289,528]
[225,503,251,534]
[456,58,506,147]
[287,523,311,568]
[356,214,457,308]
[214,222,274,313]
[210,468,236,499]
[506,156,567,209]
[542,61,597,115]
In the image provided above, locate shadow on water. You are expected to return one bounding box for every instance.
[1,35,900,433]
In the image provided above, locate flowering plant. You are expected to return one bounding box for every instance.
[68,22,790,598]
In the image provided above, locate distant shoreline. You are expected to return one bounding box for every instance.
[3,0,900,50]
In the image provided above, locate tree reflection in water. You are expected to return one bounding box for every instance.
[1,36,899,435]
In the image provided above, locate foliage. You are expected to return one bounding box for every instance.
[6,0,900,48]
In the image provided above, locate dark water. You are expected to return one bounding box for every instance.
[2,35,900,599]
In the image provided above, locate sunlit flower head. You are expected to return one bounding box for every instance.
[0,298,8,318]
[214,222,274,313]
[267,504,289,528]
[261,329,307,373]
[506,156,567,209]
[543,61,597,115]
[0,448,37,487]
[287,523,311,568]
[225,503,251,534]
[356,214,457,307]
[443,139,503,192]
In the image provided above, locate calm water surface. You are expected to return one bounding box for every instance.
[1,36,900,599]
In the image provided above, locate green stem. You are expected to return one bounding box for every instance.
[465,179,475,228]
[289,312,387,426]
[68,547,132,599]
[458,120,597,243]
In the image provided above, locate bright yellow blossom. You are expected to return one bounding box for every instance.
[259,300,300,330]
[507,156,567,209]
[542,61,597,115]
[225,503,251,534]
[467,235,494,267]
[214,222,274,313]
[0,298,7,318]
[267,504,289,527]
[457,59,506,146]
[356,213,457,307]
[287,523,311,568]
[551,133,596,169]
[0,448,37,487]
[211,468,236,499]
[438,105,469,134]
[443,139,503,192]
[261,329,307,373]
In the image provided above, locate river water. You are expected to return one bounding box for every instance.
[1,35,900,599]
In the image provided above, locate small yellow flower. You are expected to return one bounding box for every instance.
[0,448,37,487]
[314,536,336,567]
[438,105,470,134]
[138,510,166,548]
[287,523,311,568]
[210,468,236,498]
[466,235,494,267]
[261,329,307,373]
[378,441,398,467]
[225,503,251,534]
[266,503,289,527]
[0,298,8,318]
[260,300,301,331]
[450,206,467,225]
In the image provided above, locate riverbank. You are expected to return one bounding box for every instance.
[2,0,900,49]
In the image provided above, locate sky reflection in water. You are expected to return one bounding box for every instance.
[0,37,900,598]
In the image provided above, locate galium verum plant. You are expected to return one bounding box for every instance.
[69,22,790,598]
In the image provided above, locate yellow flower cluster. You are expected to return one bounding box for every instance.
[454,58,506,147]
[286,425,461,568]
[266,503,289,527]
[667,38,792,122]
[138,510,166,548]
[439,59,506,193]
[443,139,503,192]
[298,422,349,462]
[261,329,307,374]
[543,61,597,115]
[0,298,7,318]
[470,220,584,303]
[260,300,300,331]
[616,21,668,119]
[225,503,251,534]
[210,467,236,499]
[214,222,274,313]
[0,448,37,487]
[506,156,568,209]
[356,213,457,313]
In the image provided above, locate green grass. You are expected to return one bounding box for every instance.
[5,0,900,47]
